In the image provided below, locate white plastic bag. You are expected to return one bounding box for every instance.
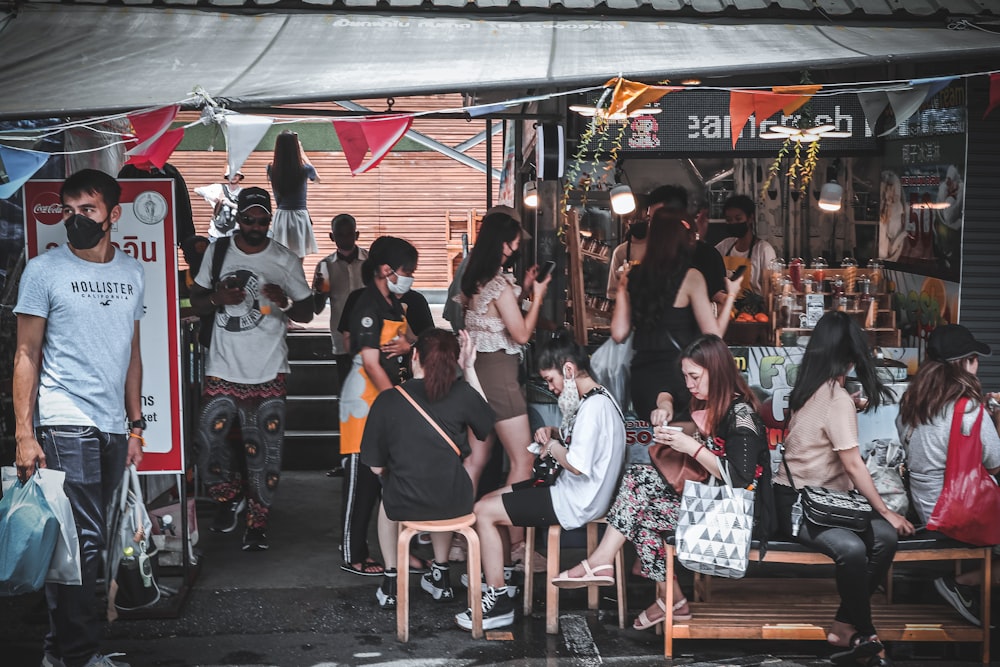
[2,466,81,585]
[589,334,633,410]
[865,439,909,516]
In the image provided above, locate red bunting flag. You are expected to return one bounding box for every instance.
[985,73,1000,120]
[331,115,414,175]
[729,87,821,147]
[124,105,183,170]
[605,77,679,118]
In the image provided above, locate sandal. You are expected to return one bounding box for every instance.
[552,559,615,588]
[341,558,385,577]
[632,597,691,630]
[830,633,883,666]
[408,555,432,574]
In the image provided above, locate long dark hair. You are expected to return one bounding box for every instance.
[681,335,759,437]
[361,236,418,285]
[627,209,692,333]
[414,329,460,401]
[789,311,891,413]
[269,131,306,202]
[537,329,593,376]
[461,210,521,298]
[898,357,984,428]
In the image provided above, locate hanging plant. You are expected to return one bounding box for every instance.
[760,72,825,198]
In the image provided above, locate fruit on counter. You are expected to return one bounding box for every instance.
[754,312,769,323]
[736,312,755,322]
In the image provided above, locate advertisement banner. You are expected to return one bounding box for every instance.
[23,179,183,474]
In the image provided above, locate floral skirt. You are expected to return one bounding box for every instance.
[606,463,681,582]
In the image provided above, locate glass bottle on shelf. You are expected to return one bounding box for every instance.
[841,256,858,293]
[867,259,884,292]
[810,257,828,286]
[788,258,804,292]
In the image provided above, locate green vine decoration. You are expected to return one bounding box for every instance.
[760,71,826,198]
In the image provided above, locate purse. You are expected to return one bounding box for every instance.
[927,398,1000,546]
[676,461,755,579]
[649,440,708,494]
[781,444,873,533]
[529,454,564,487]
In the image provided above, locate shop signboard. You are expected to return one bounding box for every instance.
[23,179,183,474]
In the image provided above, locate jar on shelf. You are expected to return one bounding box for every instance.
[810,258,828,284]
[788,258,804,292]
[768,257,786,292]
[840,257,857,293]
[867,259,884,292]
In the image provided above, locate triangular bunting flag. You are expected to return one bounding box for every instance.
[880,85,935,137]
[985,73,1000,120]
[729,91,756,149]
[332,114,414,175]
[605,77,679,117]
[0,145,50,200]
[772,84,822,116]
[910,76,957,104]
[125,128,183,171]
[857,91,890,135]
[221,113,274,179]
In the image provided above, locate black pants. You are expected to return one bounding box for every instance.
[775,485,898,636]
[340,453,381,564]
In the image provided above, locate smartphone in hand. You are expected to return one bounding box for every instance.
[730,265,748,281]
[536,260,557,282]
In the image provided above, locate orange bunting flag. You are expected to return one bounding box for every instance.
[729,87,821,147]
[605,78,679,117]
[332,114,414,175]
[124,105,183,170]
[985,73,1000,120]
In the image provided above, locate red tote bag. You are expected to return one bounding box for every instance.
[927,397,1000,546]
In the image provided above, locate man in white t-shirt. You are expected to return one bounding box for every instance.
[190,187,314,552]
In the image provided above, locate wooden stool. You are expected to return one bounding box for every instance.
[522,518,628,634]
[397,514,482,641]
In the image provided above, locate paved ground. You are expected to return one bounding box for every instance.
[1,472,995,667]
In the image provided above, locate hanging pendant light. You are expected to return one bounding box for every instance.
[523,181,539,208]
[818,182,844,211]
[610,184,636,215]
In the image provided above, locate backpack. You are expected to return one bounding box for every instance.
[198,238,231,349]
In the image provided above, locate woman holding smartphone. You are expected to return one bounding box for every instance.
[552,335,773,631]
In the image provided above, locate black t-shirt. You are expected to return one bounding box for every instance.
[399,290,435,337]
[360,379,495,521]
[692,241,726,299]
[344,284,408,384]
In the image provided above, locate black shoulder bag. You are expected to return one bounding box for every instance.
[781,444,872,533]
[198,238,231,349]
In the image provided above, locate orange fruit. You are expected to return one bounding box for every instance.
[755,312,769,323]
[737,313,754,322]
[921,278,947,317]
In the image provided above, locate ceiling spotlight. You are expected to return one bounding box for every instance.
[681,78,702,86]
[523,181,539,208]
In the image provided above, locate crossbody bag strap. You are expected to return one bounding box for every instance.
[779,443,799,493]
[395,385,462,457]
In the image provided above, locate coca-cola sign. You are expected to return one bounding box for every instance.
[32,191,64,226]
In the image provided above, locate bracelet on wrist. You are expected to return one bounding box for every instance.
[129,432,146,449]
[692,444,705,459]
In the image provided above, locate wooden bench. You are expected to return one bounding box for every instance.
[663,535,992,663]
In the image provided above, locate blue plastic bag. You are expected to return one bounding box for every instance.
[0,474,60,595]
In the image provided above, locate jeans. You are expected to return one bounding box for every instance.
[39,425,127,667]
[775,484,898,636]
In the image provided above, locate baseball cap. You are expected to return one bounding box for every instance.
[926,324,991,362]
[224,169,244,180]
[237,187,272,215]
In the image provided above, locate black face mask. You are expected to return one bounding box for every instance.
[502,248,521,270]
[724,223,749,239]
[242,229,269,247]
[629,221,648,240]
[65,213,107,250]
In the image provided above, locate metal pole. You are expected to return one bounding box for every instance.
[485,120,493,207]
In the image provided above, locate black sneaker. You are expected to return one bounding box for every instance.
[420,562,454,601]
[241,527,268,552]
[460,566,520,598]
[455,585,514,631]
[376,573,397,609]
[934,576,981,625]
[210,497,246,533]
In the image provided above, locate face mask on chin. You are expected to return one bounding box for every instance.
[557,367,581,429]
[65,213,108,250]
[387,272,414,295]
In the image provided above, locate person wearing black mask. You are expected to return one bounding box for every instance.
[14,169,146,667]
[606,208,649,300]
[189,187,315,552]
[715,195,776,295]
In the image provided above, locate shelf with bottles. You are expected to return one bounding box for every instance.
[579,234,613,263]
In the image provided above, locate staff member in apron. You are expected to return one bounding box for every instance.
[606,208,649,300]
[715,195,776,295]
[339,236,418,577]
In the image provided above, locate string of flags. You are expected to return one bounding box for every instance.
[1,70,999,201]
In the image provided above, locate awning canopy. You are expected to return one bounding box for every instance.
[2,5,999,119]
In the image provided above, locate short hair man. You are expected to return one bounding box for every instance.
[14,168,146,667]
[189,187,314,552]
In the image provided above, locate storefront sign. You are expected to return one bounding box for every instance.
[23,179,183,474]
[590,91,878,156]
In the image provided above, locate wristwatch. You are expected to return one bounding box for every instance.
[129,418,147,431]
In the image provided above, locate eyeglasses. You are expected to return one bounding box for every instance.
[239,214,271,227]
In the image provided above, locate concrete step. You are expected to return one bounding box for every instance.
[287,359,340,397]
[286,330,335,361]
[286,395,339,431]
[283,430,339,470]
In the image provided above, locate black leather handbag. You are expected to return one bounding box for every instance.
[782,446,873,533]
